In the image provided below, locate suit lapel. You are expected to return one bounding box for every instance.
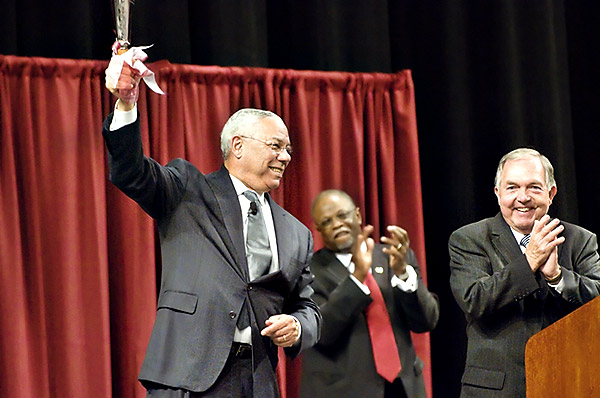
[206,166,248,280]
[318,247,391,289]
[370,245,402,311]
[319,247,394,311]
[317,248,352,284]
[268,195,289,272]
[371,246,391,296]
[489,213,548,298]
[490,213,522,268]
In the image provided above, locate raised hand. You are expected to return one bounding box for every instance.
[105,54,141,111]
[351,225,375,282]
[381,225,410,277]
[525,214,565,273]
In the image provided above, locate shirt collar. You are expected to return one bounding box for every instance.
[335,252,353,268]
[334,241,367,268]
[510,228,527,245]
[229,174,267,205]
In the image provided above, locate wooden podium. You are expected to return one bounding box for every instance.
[525,296,600,397]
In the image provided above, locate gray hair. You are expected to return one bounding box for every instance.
[220,108,282,160]
[494,148,556,190]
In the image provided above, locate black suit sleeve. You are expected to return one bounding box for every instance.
[102,114,186,219]
[555,223,600,305]
[284,230,322,358]
[392,249,439,333]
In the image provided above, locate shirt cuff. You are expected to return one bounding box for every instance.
[391,264,418,292]
[548,276,565,293]
[291,316,302,346]
[109,101,138,131]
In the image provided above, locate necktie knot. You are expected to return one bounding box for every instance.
[243,190,260,207]
[520,234,531,247]
[244,191,260,216]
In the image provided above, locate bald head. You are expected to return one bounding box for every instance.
[311,189,355,220]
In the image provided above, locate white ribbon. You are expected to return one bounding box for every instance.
[108,45,165,95]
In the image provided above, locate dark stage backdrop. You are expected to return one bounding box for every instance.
[2,1,599,397]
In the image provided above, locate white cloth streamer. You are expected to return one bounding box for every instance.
[107,45,165,95]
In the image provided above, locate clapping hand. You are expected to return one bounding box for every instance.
[381,225,410,278]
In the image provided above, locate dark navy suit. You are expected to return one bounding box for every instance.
[103,115,321,397]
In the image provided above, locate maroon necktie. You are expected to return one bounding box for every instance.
[363,272,402,383]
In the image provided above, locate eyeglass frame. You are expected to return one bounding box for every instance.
[316,208,357,230]
[239,135,293,156]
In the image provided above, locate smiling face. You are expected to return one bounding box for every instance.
[494,156,557,234]
[312,192,362,253]
[226,116,291,193]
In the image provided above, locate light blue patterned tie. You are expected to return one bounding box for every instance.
[236,191,272,329]
[243,190,272,281]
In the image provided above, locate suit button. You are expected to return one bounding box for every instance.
[229,311,236,319]
[247,285,253,291]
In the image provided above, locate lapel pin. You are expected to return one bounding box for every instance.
[375,267,384,274]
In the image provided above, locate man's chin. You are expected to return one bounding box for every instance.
[265,180,281,191]
[334,238,353,251]
[513,221,534,234]
[510,212,537,229]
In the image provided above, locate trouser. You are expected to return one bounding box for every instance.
[146,343,253,398]
[385,378,409,398]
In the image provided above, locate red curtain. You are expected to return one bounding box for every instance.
[0,54,430,398]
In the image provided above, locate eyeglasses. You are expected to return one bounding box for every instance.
[239,135,293,156]
[317,209,356,229]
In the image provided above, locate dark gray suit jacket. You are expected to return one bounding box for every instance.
[102,115,321,397]
[299,245,439,398]
[449,213,600,398]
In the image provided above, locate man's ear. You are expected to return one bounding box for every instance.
[548,186,557,204]
[231,136,244,159]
